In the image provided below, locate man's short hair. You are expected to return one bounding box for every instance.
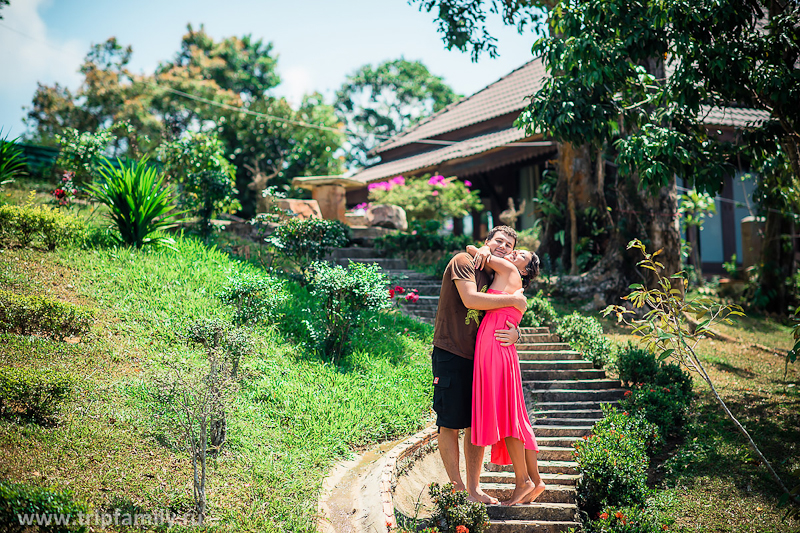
[486,225,518,247]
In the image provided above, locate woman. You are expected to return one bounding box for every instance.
[466,245,545,506]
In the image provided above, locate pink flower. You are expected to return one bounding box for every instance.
[394,285,405,294]
[428,174,445,186]
[431,191,439,196]
[464,180,472,187]
[411,230,417,235]
[390,176,405,186]
[354,202,370,211]
[405,293,419,303]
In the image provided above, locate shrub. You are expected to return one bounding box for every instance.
[0,480,89,533]
[374,227,474,256]
[0,203,83,251]
[218,271,288,327]
[158,131,240,235]
[87,157,182,248]
[0,131,28,183]
[520,290,559,327]
[305,261,391,362]
[184,318,255,379]
[367,174,482,224]
[0,290,93,341]
[592,404,661,455]
[555,312,616,368]
[0,367,75,422]
[428,482,489,533]
[583,505,668,533]
[620,385,690,441]
[55,127,115,186]
[574,407,653,516]
[268,218,350,280]
[615,343,660,386]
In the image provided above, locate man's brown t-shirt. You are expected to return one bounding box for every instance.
[432,252,492,360]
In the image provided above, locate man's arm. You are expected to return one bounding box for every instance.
[454,279,526,311]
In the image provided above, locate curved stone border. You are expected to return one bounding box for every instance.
[380,425,439,531]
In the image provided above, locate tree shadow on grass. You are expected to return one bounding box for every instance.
[702,357,759,379]
[655,390,800,502]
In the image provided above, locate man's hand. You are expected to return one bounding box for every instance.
[473,245,492,270]
[512,289,527,312]
[494,320,520,347]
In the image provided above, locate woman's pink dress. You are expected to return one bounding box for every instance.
[471,289,538,465]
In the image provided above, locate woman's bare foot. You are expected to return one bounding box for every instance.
[502,480,535,506]
[467,489,499,505]
[522,481,546,504]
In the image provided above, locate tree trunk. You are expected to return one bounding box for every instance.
[758,209,792,313]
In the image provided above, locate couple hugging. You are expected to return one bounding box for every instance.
[432,225,545,507]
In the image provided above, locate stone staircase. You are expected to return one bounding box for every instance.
[480,326,627,533]
[326,247,442,324]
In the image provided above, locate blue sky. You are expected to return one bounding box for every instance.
[0,0,542,138]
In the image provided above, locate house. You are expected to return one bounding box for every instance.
[346,57,769,273]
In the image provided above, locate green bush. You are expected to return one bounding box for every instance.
[620,385,690,441]
[0,132,28,183]
[218,271,288,327]
[520,290,559,327]
[185,318,255,378]
[574,407,654,517]
[87,157,182,249]
[55,126,115,187]
[615,343,660,386]
[367,174,483,224]
[592,404,661,455]
[305,261,390,363]
[268,218,350,280]
[555,312,616,368]
[0,290,93,341]
[428,482,489,533]
[582,504,669,533]
[0,204,83,251]
[0,480,89,533]
[0,367,75,422]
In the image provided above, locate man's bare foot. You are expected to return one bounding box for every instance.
[467,489,499,505]
[502,480,535,506]
[522,481,546,504]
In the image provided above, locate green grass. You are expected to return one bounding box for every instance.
[0,220,434,531]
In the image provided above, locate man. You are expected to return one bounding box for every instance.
[432,225,526,505]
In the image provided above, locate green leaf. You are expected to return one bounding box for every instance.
[658,348,674,361]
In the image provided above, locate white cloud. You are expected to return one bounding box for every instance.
[277,65,314,107]
[0,0,84,137]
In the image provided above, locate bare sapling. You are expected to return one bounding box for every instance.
[155,350,237,525]
[603,239,799,507]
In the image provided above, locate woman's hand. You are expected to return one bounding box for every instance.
[472,245,493,270]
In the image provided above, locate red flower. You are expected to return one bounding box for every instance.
[53,188,66,199]
[388,289,395,299]
[623,412,629,416]
[456,526,469,533]
[394,285,405,294]
[664,387,670,392]
[615,511,625,520]
[405,293,419,303]
[599,512,609,519]
[624,390,632,397]
[662,526,669,531]
[650,389,655,392]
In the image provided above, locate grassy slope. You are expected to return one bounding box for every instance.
[553,294,799,533]
[0,220,434,531]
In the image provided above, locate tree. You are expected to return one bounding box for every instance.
[334,59,460,168]
[416,0,800,310]
[0,0,9,19]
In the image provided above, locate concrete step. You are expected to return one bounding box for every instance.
[528,388,627,403]
[518,343,573,351]
[485,460,579,476]
[520,327,551,335]
[526,379,622,391]
[326,247,382,259]
[483,483,576,504]
[481,471,580,486]
[532,425,593,438]
[522,369,607,380]
[536,447,578,462]
[487,519,580,533]
[487,502,578,522]
[404,308,437,318]
[534,417,602,426]
[335,257,408,270]
[385,269,438,279]
[531,409,603,419]
[522,333,561,343]
[535,436,580,447]
[520,360,594,370]
[518,351,584,361]
[531,401,618,411]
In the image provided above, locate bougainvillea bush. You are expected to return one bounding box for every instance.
[367,174,482,224]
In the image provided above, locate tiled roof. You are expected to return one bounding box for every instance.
[373,58,547,154]
[700,105,770,128]
[351,128,554,184]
